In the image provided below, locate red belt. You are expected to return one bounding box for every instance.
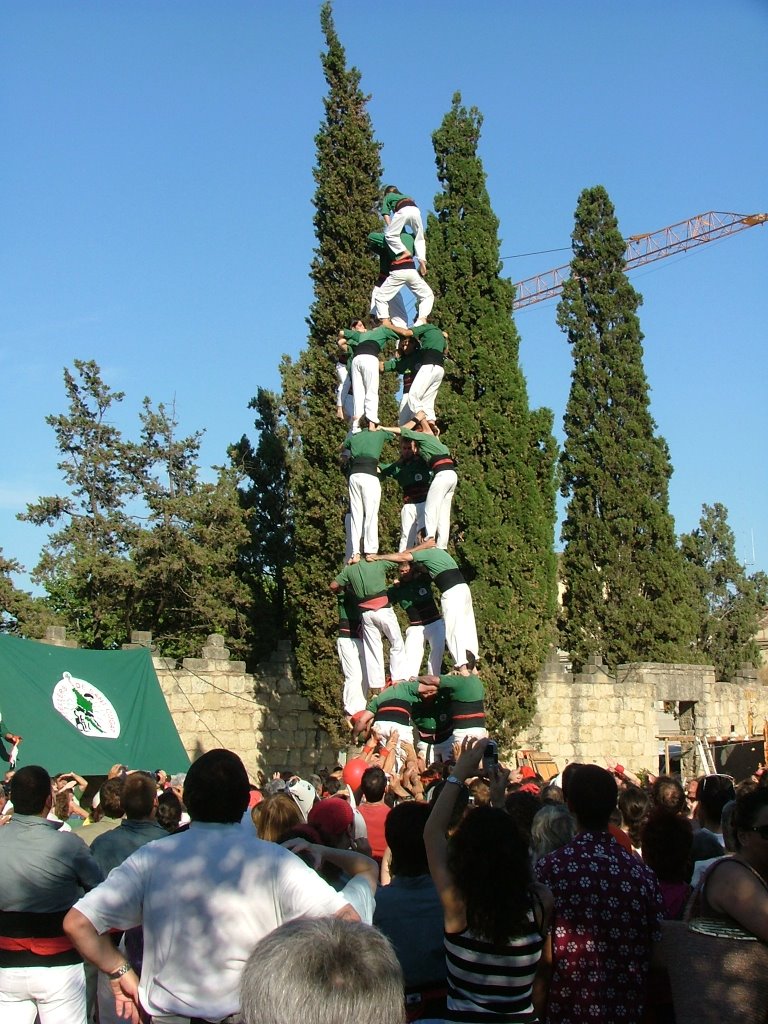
[0,935,74,955]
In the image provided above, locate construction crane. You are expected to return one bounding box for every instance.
[513,210,767,310]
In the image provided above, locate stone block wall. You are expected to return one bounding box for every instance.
[147,634,339,782]
[517,649,767,773]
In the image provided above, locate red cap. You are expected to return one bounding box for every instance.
[308,796,354,837]
[519,766,536,779]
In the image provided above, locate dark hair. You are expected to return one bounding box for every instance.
[566,764,618,829]
[99,777,126,819]
[651,775,686,815]
[183,749,249,824]
[448,807,533,944]
[383,184,399,195]
[10,765,51,815]
[504,790,543,843]
[385,802,431,877]
[618,785,651,849]
[539,782,564,805]
[323,777,344,798]
[733,786,768,850]
[641,809,693,882]
[697,774,735,826]
[122,773,157,820]
[560,762,581,802]
[156,790,182,833]
[361,767,386,803]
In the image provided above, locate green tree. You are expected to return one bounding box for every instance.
[280,2,388,740]
[229,388,293,662]
[132,399,253,661]
[18,360,139,648]
[0,550,57,638]
[426,94,558,742]
[557,185,698,670]
[681,503,768,680]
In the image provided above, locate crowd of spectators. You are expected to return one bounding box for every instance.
[1,741,767,1024]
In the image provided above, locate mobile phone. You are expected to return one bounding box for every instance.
[484,740,498,771]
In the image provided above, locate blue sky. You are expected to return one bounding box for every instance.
[2,0,766,592]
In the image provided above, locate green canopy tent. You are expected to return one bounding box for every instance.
[0,634,189,775]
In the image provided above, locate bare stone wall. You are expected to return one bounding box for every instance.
[148,635,340,782]
[517,649,767,772]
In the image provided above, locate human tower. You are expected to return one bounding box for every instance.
[328,185,486,765]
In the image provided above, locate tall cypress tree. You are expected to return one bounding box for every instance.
[558,185,698,670]
[281,3,387,740]
[427,94,558,742]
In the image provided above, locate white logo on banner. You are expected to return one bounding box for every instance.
[52,671,121,739]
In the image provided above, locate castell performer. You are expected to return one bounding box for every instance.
[381,185,427,271]
[379,434,431,551]
[371,232,433,329]
[342,424,396,564]
[388,561,446,677]
[338,319,399,433]
[382,420,457,550]
[330,557,406,691]
[367,543,478,676]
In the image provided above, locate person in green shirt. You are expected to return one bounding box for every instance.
[367,231,410,327]
[342,426,397,563]
[335,589,369,721]
[330,559,406,691]
[338,320,399,432]
[371,207,434,328]
[352,678,439,769]
[382,185,427,267]
[367,543,478,675]
[380,334,419,426]
[388,561,446,677]
[378,421,457,550]
[418,673,487,759]
[379,436,431,551]
[405,324,448,434]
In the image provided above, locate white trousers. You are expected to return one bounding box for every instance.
[336,364,354,419]
[337,636,369,715]
[441,583,479,670]
[372,718,417,770]
[404,618,446,677]
[408,364,444,421]
[0,963,86,1024]
[370,284,407,326]
[385,206,427,262]
[351,353,380,426]
[398,393,414,426]
[399,501,426,551]
[374,270,434,322]
[361,606,406,689]
[348,473,380,556]
[425,469,457,549]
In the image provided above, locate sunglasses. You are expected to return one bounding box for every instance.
[748,824,768,840]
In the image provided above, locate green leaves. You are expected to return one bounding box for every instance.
[558,186,699,670]
[428,95,558,744]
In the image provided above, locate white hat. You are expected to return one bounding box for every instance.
[287,778,316,821]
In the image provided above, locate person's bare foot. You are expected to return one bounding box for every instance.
[348,553,361,565]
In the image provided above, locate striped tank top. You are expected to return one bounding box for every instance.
[444,907,543,1023]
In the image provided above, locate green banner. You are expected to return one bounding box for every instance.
[0,634,189,775]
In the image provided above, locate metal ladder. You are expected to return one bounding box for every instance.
[695,735,717,775]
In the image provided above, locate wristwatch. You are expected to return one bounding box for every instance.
[108,962,134,980]
[445,775,463,787]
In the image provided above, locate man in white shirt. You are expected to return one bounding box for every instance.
[65,749,359,1024]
